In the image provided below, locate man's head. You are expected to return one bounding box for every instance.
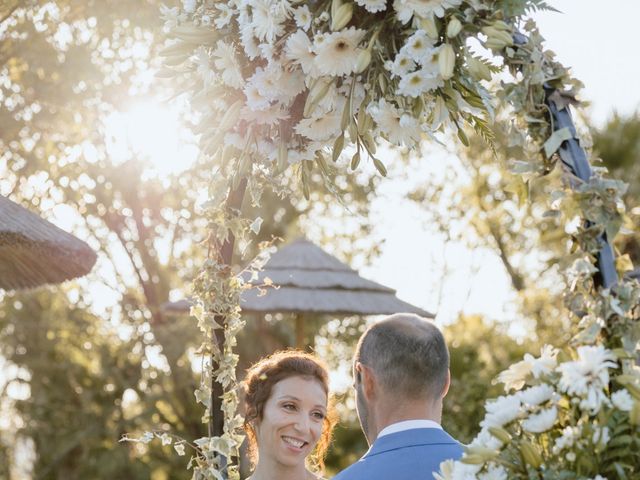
[353,313,450,443]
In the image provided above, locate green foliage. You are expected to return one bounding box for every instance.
[444,315,529,443]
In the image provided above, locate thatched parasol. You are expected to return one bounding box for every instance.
[164,238,432,346]
[0,196,97,290]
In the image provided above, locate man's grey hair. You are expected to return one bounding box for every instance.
[355,313,449,399]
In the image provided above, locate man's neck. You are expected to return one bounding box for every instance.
[372,400,442,440]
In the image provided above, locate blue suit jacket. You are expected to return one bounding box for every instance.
[333,428,463,480]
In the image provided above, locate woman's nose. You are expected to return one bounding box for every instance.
[294,413,310,432]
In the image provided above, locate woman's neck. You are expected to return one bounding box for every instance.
[250,458,313,480]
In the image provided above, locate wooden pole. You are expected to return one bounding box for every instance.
[208,178,248,471]
[295,313,305,349]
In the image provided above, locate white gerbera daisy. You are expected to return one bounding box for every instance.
[402,30,435,62]
[480,394,522,429]
[355,0,388,13]
[390,52,416,78]
[312,27,366,77]
[397,69,442,97]
[214,3,234,29]
[246,0,291,43]
[194,47,216,87]
[285,30,318,76]
[212,40,244,88]
[367,99,422,146]
[294,111,342,141]
[293,5,312,30]
[522,406,557,433]
[557,345,617,414]
[241,103,289,126]
[244,82,270,111]
[393,0,463,23]
[519,384,555,407]
[240,25,261,60]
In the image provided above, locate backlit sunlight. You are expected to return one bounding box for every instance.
[104,101,198,177]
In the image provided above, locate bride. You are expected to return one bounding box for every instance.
[243,350,337,480]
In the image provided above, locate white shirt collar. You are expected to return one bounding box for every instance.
[377,419,442,438]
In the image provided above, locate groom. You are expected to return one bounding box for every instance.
[334,313,463,480]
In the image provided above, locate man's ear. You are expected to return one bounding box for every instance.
[360,363,377,400]
[441,369,451,399]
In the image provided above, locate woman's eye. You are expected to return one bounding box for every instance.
[283,403,296,411]
[312,411,325,420]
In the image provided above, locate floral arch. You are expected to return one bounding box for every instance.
[142,0,640,478]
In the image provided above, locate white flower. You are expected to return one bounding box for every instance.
[245,0,291,43]
[355,0,388,13]
[214,3,234,28]
[293,5,312,30]
[478,464,508,480]
[160,4,180,31]
[312,27,366,77]
[182,0,196,13]
[522,406,557,433]
[397,68,442,97]
[402,30,435,62]
[469,428,502,450]
[558,345,617,414]
[241,103,289,126]
[212,40,244,88]
[393,0,463,24]
[531,345,559,378]
[519,384,555,407]
[295,111,342,141]
[240,25,261,60]
[244,82,270,111]
[498,345,558,391]
[498,359,532,391]
[245,62,305,106]
[611,389,634,412]
[480,394,522,429]
[194,47,216,87]
[435,459,480,480]
[390,52,416,78]
[367,99,422,147]
[285,30,318,76]
[553,425,581,453]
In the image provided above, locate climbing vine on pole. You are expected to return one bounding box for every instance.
[152,0,639,478]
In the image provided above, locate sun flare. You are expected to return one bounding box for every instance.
[104,101,198,177]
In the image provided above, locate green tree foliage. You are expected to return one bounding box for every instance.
[592,112,640,266]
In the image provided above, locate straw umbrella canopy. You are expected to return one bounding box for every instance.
[164,238,432,346]
[0,196,97,290]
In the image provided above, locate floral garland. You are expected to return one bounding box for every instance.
[155,0,639,478]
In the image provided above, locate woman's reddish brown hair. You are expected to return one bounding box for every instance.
[242,350,337,472]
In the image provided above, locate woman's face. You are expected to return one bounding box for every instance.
[255,375,328,468]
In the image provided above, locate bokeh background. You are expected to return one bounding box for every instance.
[1,1,639,478]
